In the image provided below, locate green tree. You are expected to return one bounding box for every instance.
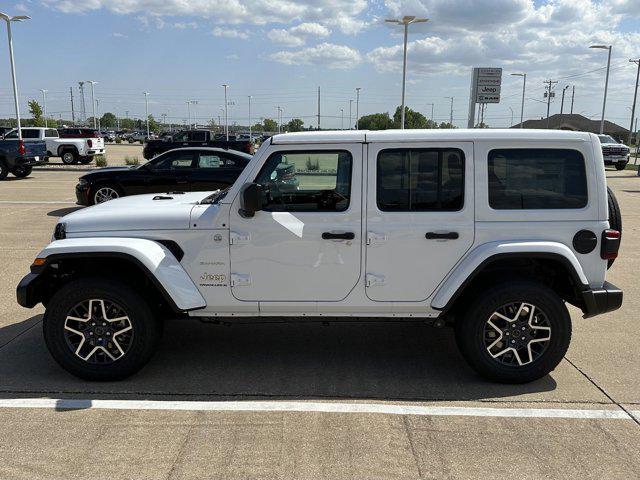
[357,112,394,130]
[263,118,278,132]
[286,118,304,132]
[251,123,264,132]
[147,115,160,133]
[393,106,430,129]
[28,100,44,127]
[100,112,117,128]
[438,122,456,129]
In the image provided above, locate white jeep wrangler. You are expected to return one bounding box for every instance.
[17,129,623,383]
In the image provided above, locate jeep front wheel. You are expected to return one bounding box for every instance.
[455,280,571,383]
[43,278,160,380]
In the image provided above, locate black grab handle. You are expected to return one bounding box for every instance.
[322,232,355,240]
[425,232,459,240]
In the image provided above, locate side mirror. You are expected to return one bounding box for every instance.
[239,182,263,218]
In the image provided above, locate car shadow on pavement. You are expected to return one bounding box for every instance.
[47,207,83,217]
[0,315,558,402]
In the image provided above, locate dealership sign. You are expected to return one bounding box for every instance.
[467,67,503,127]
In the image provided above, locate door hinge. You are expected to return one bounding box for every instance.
[366,273,386,287]
[230,273,251,287]
[230,231,251,245]
[366,231,387,245]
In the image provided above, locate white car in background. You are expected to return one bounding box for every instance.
[5,127,105,165]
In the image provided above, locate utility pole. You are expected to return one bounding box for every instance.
[340,108,344,129]
[95,99,100,130]
[40,89,48,127]
[86,80,97,129]
[143,92,150,137]
[628,59,640,145]
[355,87,361,130]
[349,100,353,130]
[445,96,453,126]
[317,86,321,130]
[69,87,75,125]
[560,85,570,114]
[248,95,252,139]
[78,81,86,124]
[590,44,612,134]
[509,107,514,127]
[544,79,558,128]
[570,85,575,114]
[277,106,282,133]
[222,84,229,140]
[427,103,434,123]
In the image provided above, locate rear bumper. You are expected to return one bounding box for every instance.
[16,156,47,167]
[581,281,623,318]
[86,149,105,156]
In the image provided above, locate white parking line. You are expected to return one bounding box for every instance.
[0,398,633,420]
[0,201,77,205]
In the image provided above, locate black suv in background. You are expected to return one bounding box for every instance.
[143,129,255,159]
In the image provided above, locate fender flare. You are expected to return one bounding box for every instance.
[431,241,589,312]
[30,237,206,312]
[57,144,79,157]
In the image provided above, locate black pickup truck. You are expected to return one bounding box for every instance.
[0,135,47,179]
[143,130,255,159]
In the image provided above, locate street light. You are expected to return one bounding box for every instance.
[276,106,283,133]
[340,108,344,130]
[427,103,434,124]
[222,84,229,140]
[143,92,150,137]
[510,73,526,128]
[248,95,252,139]
[349,99,353,130]
[85,80,98,129]
[385,16,428,129]
[40,89,48,127]
[628,59,640,145]
[1,12,30,140]
[444,96,454,126]
[590,44,612,134]
[355,87,361,130]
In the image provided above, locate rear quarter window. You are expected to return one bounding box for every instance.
[488,149,587,209]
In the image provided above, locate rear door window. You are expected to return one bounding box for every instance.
[488,149,587,209]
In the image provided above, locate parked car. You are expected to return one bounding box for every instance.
[17,130,623,382]
[75,147,252,205]
[143,129,255,159]
[6,127,105,165]
[597,135,630,170]
[0,134,47,179]
[101,131,116,142]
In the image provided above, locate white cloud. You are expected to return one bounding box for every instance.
[225,53,240,59]
[212,27,249,39]
[270,43,362,69]
[267,22,330,47]
[172,21,198,29]
[111,32,128,38]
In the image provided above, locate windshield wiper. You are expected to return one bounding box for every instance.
[200,188,229,204]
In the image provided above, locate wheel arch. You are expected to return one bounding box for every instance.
[22,238,205,313]
[57,144,79,157]
[432,242,589,317]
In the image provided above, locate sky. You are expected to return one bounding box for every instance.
[1,0,640,130]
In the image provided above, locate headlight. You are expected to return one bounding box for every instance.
[54,222,66,240]
[78,178,88,186]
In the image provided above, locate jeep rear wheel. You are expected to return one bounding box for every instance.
[607,186,622,269]
[43,278,160,380]
[455,280,571,383]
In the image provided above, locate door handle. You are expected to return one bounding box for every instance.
[425,232,459,240]
[322,232,355,240]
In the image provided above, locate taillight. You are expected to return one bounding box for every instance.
[18,140,26,155]
[87,139,93,148]
[601,229,621,260]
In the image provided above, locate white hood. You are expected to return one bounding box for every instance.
[62,192,214,233]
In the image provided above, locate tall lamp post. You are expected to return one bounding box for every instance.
[628,59,640,145]
[85,80,98,129]
[355,87,361,130]
[143,92,150,138]
[1,12,30,140]
[222,84,229,140]
[444,96,454,126]
[340,108,344,130]
[40,89,48,127]
[590,44,612,134]
[427,103,434,124]
[247,95,252,139]
[349,99,353,129]
[510,72,526,128]
[385,16,428,129]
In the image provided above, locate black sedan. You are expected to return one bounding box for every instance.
[76,147,252,205]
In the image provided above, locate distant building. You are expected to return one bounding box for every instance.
[511,114,629,141]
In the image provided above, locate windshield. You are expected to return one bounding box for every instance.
[598,135,617,144]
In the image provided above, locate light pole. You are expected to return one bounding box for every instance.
[590,44,612,134]
[340,108,344,130]
[509,107,514,127]
[86,80,98,129]
[277,106,283,133]
[40,89,48,127]
[1,12,30,140]
[427,103,434,124]
[143,92,150,137]
[628,59,640,145]
[385,16,428,129]
[248,95,252,139]
[510,73,526,128]
[222,84,229,140]
[95,99,100,130]
[355,87,361,130]
[349,99,353,129]
[186,101,191,129]
[560,85,570,114]
[444,96,453,126]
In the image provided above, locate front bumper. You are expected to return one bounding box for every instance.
[603,155,629,165]
[16,272,44,308]
[581,281,623,318]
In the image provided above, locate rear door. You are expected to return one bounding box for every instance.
[365,142,475,302]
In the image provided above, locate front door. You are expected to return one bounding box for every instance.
[365,142,475,302]
[229,144,362,302]
[128,150,195,195]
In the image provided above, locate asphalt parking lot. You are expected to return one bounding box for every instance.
[0,156,639,479]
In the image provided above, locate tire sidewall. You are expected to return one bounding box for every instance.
[92,184,121,205]
[12,166,32,178]
[61,150,78,165]
[455,281,571,383]
[43,279,159,381]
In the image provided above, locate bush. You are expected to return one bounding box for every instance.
[124,156,139,166]
[115,137,122,144]
[305,157,319,171]
[95,155,107,167]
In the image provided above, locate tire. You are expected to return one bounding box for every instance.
[607,186,622,269]
[455,280,571,384]
[0,159,8,180]
[615,162,627,171]
[79,156,93,165]
[61,149,78,165]
[91,184,122,205]
[12,165,32,178]
[43,278,160,381]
